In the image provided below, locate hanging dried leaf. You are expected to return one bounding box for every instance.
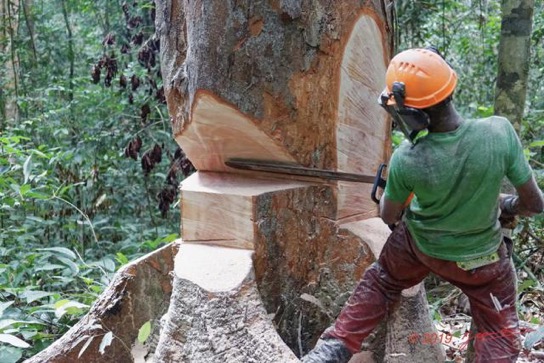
[156,87,166,104]
[103,32,116,46]
[132,31,144,46]
[131,75,140,91]
[174,148,195,177]
[151,144,162,164]
[138,45,152,68]
[119,74,127,89]
[103,53,118,87]
[140,144,162,176]
[91,65,101,84]
[124,136,142,160]
[120,43,130,54]
[141,152,153,176]
[140,104,151,125]
[158,185,177,218]
[128,16,143,29]
[180,155,196,176]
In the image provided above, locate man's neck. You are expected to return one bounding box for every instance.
[426,103,463,133]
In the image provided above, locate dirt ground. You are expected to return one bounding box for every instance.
[426,273,544,362]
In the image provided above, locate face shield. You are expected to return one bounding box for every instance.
[378,82,430,144]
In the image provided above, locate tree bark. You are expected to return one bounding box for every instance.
[155,0,398,356]
[61,0,74,101]
[494,0,534,131]
[21,0,37,64]
[0,0,20,126]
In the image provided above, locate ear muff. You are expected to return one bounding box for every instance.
[391,82,430,131]
[397,107,430,131]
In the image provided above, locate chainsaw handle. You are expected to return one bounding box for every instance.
[371,163,388,205]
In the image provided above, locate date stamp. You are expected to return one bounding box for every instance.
[407,327,520,348]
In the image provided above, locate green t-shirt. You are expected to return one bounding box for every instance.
[384,116,533,261]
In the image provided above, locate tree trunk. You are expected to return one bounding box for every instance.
[61,0,74,101]
[154,0,442,361]
[21,0,37,64]
[0,0,20,126]
[156,0,395,352]
[494,0,534,131]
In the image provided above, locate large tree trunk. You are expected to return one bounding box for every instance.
[494,0,534,131]
[154,0,442,361]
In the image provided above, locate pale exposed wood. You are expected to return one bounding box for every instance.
[350,351,377,363]
[176,91,297,172]
[175,243,253,292]
[384,291,446,363]
[341,217,392,259]
[181,171,313,247]
[336,182,379,223]
[154,242,300,363]
[336,13,390,220]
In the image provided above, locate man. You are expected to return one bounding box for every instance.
[302,47,544,363]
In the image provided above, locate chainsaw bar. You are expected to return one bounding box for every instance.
[225,158,377,184]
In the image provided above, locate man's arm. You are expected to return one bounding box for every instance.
[380,196,405,225]
[500,176,544,217]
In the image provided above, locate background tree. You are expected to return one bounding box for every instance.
[494,0,534,131]
[0,0,21,125]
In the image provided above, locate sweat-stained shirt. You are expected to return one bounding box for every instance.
[384,116,533,262]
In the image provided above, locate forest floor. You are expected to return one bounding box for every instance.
[426,272,544,362]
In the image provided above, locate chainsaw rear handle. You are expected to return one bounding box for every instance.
[371,163,388,204]
[372,164,415,231]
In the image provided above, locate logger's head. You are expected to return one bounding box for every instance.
[378,47,457,143]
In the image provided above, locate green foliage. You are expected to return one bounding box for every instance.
[0,0,190,359]
[137,321,152,343]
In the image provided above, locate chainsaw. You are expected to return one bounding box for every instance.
[226,159,514,235]
[225,158,388,205]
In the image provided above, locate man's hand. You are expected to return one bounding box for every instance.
[499,194,518,218]
[501,177,544,218]
[498,195,518,229]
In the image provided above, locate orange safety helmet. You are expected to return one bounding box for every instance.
[384,48,457,109]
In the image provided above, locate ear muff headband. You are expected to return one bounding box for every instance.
[391,82,430,132]
[379,82,430,144]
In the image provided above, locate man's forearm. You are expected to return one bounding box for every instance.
[501,191,544,217]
